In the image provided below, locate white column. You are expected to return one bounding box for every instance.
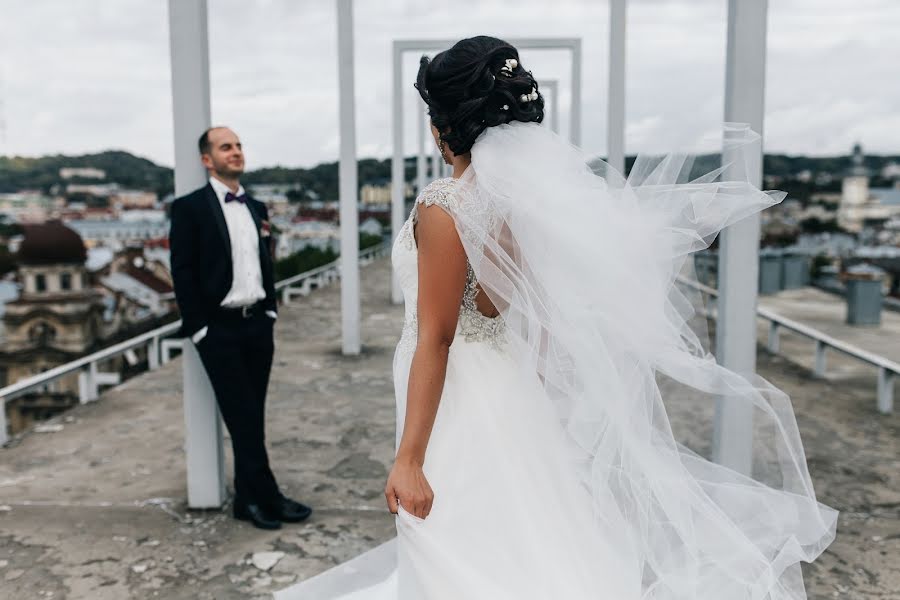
[390,43,405,304]
[539,80,559,134]
[570,38,583,146]
[607,0,627,174]
[337,0,361,355]
[167,0,225,508]
[432,146,441,179]
[712,0,769,476]
[417,108,428,195]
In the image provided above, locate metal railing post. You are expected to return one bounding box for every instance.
[677,275,897,415]
[767,322,780,354]
[877,368,894,415]
[148,337,160,371]
[814,341,828,377]
[0,401,8,446]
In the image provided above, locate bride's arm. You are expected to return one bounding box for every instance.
[385,203,468,520]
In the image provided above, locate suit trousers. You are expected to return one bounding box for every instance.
[196,311,280,506]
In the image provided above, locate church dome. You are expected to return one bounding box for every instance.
[18,221,87,265]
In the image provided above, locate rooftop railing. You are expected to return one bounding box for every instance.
[677,276,897,415]
[0,241,391,446]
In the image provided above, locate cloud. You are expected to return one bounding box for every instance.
[0,0,897,169]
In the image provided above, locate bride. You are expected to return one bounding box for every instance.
[278,36,837,600]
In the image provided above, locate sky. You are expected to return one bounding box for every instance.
[0,0,898,169]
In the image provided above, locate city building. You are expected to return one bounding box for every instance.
[274,220,340,258]
[113,190,158,209]
[838,143,900,232]
[0,192,60,223]
[59,167,106,180]
[0,223,177,434]
[67,212,169,248]
[0,222,106,430]
[65,182,119,198]
[881,162,900,180]
[360,179,414,205]
[99,268,174,320]
[360,217,384,237]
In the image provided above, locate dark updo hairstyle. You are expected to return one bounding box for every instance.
[416,36,544,156]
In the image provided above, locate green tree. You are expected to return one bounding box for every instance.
[274,246,338,281]
[359,232,383,250]
[800,217,845,234]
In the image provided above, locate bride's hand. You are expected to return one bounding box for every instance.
[385,458,434,520]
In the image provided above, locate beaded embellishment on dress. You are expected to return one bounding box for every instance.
[396,178,506,351]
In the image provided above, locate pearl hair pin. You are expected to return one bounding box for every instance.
[519,87,539,103]
[499,58,518,77]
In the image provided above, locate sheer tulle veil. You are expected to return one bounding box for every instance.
[275,121,837,600]
[446,121,836,599]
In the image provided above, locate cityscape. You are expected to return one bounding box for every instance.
[0,0,898,598]
[0,142,898,436]
[0,150,416,434]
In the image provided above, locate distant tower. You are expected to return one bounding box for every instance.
[838,143,870,233]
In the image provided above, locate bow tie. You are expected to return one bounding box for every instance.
[224,191,247,204]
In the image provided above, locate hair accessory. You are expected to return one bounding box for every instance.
[438,137,449,164]
[501,104,509,111]
[520,87,539,104]
[499,58,518,77]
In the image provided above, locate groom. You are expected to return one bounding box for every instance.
[169,126,311,530]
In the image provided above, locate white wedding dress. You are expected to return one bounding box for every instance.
[277,123,836,600]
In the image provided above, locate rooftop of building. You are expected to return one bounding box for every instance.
[17,221,87,266]
[0,257,897,599]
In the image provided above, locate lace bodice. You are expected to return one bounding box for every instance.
[392,178,506,358]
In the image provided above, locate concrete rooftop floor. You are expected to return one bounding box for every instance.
[0,258,898,599]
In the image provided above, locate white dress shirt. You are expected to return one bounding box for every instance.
[193,176,275,344]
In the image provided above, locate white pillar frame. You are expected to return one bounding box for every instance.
[431,143,442,179]
[392,38,583,303]
[712,0,769,475]
[167,0,226,509]
[607,0,627,174]
[537,79,559,134]
[416,105,428,195]
[337,0,361,356]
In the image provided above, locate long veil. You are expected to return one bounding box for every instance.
[276,122,837,600]
[449,122,836,599]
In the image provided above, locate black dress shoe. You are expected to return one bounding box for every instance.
[234,501,282,530]
[272,496,312,523]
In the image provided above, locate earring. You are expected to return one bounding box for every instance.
[438,138,450,165]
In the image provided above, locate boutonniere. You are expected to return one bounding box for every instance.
[260,220,272,238]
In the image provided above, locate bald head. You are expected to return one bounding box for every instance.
[198,126,230,154]
[198,127,245,181]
